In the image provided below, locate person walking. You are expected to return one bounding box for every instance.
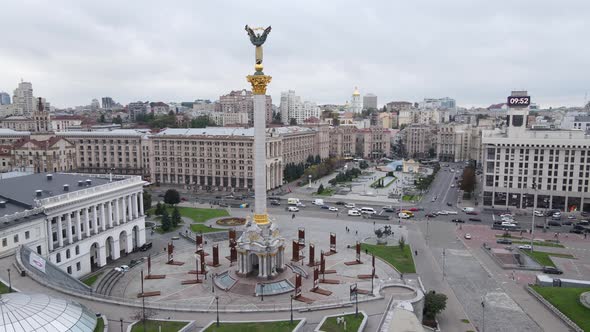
[414,250,418,256]
[292,213,295,219]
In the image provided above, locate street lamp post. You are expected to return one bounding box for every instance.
[212,273,216,293]
[290,295,294,324]
[215,296,220,327]
[120,319,123,332]
[442,249,446,279]
[530,183,537,252]
[308,175,312,188]
[261,283,265,301]
[7,268,11,292]
[481,298,485,332]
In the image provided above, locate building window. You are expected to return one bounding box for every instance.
[25,231,30,240]
[67,266,72,274]
[13,235,18,243]
[2,238,6,247]
[66,249,71,259]
[56,253,61,263]
[76,262,81,271]
[75,245,80,255]
[37,246,42,254]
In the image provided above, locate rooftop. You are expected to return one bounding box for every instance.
[0,128,31,136]
[56,129,145,137]
[0,173,114,212]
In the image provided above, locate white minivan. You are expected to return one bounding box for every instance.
[360,207,376,215]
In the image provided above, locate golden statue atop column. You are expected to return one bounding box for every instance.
[245,25,272,95]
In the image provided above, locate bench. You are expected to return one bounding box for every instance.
[137,291,161,298]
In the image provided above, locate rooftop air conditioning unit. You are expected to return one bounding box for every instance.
[63,184,69,191]
[35,190,43,197]
[46,174,53,180]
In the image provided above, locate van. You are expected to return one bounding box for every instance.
[462,207,475,213]
[313,199,325,206]
[287,198,301,206]
[360,207,376,215]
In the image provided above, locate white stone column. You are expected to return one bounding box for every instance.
[107,201,113,228]
[75,210,82,241]
[98,245,107,266]
[92,205,99,235]
[56,215,64,247]
[139,192,144,216]
[100,203,106,232]
[47,219,54,251]
[127,195,133,221]
[66,213,73,244]
[115,198,120,226]
[112,240,121,260]
[132,193,138,219]
[121,197,127,224]
[84,208,91,237]
[126,233,133,253]
[254,94,268,215]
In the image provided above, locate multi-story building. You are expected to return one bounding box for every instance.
[0,173,146,278]
[385,101,413,113]
[0,145,12,172]
[279,90,320,125]
[0,97,52,132]
[219,89,272,126]
[329,126,357,158]
[12,81,35,115]
[419,97,456,110]
[437,124,485,162]
[207,112,249,126]
[272,126,316,165]
[51,115,84,132]
[302,120,330,160]
[351,87,362,113]
[355,127,391,159]
[127,101,150,120]
[0,92,10,105]
[0,129,31,145]
[482,99,590,212]
[57,130,148,177]
[12,136,76,173]
[101,97,115,109]
[363,93,378,110]
[150,128,283,190]
[404,124,437,159]
[150,102,170,115]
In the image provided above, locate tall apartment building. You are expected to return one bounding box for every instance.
[437,124,486,163]
[101,97,115,109]
[0,92,10,105]
[329,126,357,158]
[363,93,378,110]
[404,124,437,159]
[482,97,590,212]
[57,130,149,177]
[150,128,283,190]
[127,102,150,120]
[12,81,35,115]
[279,90,320,125]
[219,89,272,126]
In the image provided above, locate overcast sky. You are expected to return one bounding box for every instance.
[1,0,589,109]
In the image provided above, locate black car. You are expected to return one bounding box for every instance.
[542,266,563,275]
[215,195,222,199]
[451,219,465,223]
[563,220,573,225]
[335,201,346,205]
[496,238,512,244]
[469,217,482,222]
[270,200,280,206]
[425,213,437,218]
[548,221,561,226]
[383,208,395,213]
[581,211,590,217]
[140,242,153,251]
[447,202,453,206]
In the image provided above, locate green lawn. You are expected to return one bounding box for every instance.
[531,286,590,331]
[130,320,188,332]
[155,223,183,234]
[521,250,574,267]
[94,317,104,332]
[316,188,335,196]
[0,281,13,294]
[148,207,229,223]
[495,235,564,248]
[361,243,416,273]
[371,176,397,189]
[82,272,102,286]
[204,320,301,331]
[320,314,364,332]
[402,195,421,202]
[190,223,224,233]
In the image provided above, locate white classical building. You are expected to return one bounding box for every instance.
[351,87,362,113]
[0,173,146,278]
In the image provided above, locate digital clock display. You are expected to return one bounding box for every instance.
[507,96,530,107]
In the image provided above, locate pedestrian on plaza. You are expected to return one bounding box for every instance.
[292,213,295,219]
[415,250,418,256]
[584,233,587,239]
[355,230,358,235]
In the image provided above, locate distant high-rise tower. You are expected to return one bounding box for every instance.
[102,97,115,109]
[351,87,362,113]
[12,81,35,115]
[363,93,378,110]
[0,92,10,105]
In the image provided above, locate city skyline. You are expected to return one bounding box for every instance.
[0,1,589,108]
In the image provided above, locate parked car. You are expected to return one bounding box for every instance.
[383,208,395,213]
[328,207,339,212]
[496,238,512,244]
[335,201,346,206]
[360,207,377,215]
[348,209,361,216]
[425,213,437,218]
[468,217,482,222]
[288,206,299,212]
[140,242,153,251]
[567,215,576,220]
[451,219,465,223]
[542,266,563,275]
[466,211,479,215]
[345,203,356,208]
[446,202,453,206]
[115,265,130,273]
[464,233,472,239]
[320,205,330,209]
[548,221,561,226]
[450,184,455,187]
[437,211,449,215]
[398,212,411,219]
[518,244,532,250]
[563,220,573,225]
[408,207,420,212]
[581,211,590,217]
[181,197,188,201]
[533,210,544,217]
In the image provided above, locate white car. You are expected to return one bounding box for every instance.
[533,211,544,217]
[446,210,458,215]
[345,203,356,208]
[437,211,449,215]
[451,184,455,187]
[567,215,576,220]
[328,207,339,212]
[398,212,411,219]
[518,244,532,250]
[288,206,299,212]
[115,265,129,273]
[348,209,361,216]
[464,233,472,239]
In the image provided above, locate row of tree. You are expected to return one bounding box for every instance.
[328,167,362,185]
[302,157,345,184]
[283,155,323,182]
[134,113,216,129]
[154,202,182,232]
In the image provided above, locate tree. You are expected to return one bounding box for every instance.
[155,201,164,215]
[428,147,436,158]
[190,115,215,128]
[99,114,105,123]
[164,189,180,205]
[143,190,152,211]
[460,166,476,194]
[359,160,369,169]
[289,118,297,126]
[398,236,405,250]
[113,115,123,124]
[423,291,447,321]
[161,209,171,232]
[317,183,324,194]
[171,206,182,228]
[314,155,321,164]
